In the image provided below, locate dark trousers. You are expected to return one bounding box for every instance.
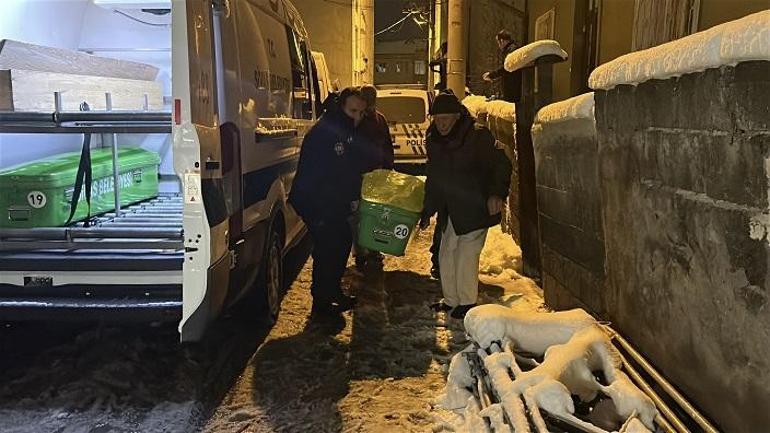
[308,218,353,302]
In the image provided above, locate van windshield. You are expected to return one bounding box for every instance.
[376,96,426,124]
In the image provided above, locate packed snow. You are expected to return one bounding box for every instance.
[589,10,770,90]
[486,100,516,122]
[434,304,659,432]
[462,94,489,118]
[504,40,568,72]
[534,92,595,125]
[462,96,516,122]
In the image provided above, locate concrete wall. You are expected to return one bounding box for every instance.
[595,60,770,432]
[293,0,353,88]
[533,116,606,316]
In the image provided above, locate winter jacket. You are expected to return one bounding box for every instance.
[422,111,512,235]
[289,109,366,224]
[487,41,522,103]
[359,109,395,172]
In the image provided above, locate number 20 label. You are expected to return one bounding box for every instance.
[27,191,47,209]
[394,224,410,240]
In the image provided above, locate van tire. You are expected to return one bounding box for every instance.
[258,218,284,324]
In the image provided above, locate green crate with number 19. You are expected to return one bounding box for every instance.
[0,147,160,228]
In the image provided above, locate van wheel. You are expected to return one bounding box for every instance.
[260,224,283,323]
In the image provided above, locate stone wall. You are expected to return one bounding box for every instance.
[595,60,770,432]
[532,116,606,317]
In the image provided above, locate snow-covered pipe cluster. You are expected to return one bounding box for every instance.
[434,304,660,433]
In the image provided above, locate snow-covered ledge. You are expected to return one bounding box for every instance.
[486,100,516,122]
[504,40,568,73]
[589,10,770,90]
[461,95,488,118]
[534,92,594,125]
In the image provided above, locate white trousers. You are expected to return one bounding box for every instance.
[439,218,488,307]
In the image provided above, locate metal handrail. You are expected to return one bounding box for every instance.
[604,325,720,433]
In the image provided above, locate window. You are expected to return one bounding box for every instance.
[286,26,313,119]
[414,60,426,75]
[376,62,388,73]
[376,96,426,124]
[395,62,403,73]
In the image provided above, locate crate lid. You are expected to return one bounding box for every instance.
[0,147,161,187]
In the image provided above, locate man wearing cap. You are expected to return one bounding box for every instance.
[419,91,512,319]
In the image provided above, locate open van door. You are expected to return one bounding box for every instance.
[173,0,231,342]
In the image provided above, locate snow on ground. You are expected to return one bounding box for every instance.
[504,40,568,72]
[589,10,770,90]
[534,92,595,125]
[0,223,542,433]
[202,223,543,432]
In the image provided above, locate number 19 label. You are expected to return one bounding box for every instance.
[27,191,47,209]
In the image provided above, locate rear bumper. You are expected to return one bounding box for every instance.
[0,256,183,322]
[0,291,182,322]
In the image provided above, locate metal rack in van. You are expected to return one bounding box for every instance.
[0,91,177,252]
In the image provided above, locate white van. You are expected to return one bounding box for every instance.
[173,0,319,341]
[0,0,319,342]
[375,85,433,171]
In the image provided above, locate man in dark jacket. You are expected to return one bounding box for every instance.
[482,30,522,103]
[289,87,369,313]
[352,85,395,270]
[359,85,395,172]
[419,91,512,319]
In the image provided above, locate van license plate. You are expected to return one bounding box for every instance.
[24,276,53,287]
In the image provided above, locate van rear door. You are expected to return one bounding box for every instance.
[173,0,229,342]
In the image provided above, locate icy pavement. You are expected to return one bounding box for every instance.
[0,223,543,432]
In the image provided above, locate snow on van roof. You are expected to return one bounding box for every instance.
[534,92,594,125]
[589,10,770,90]
[504,40,568,73]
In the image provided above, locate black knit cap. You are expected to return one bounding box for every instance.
[430,91,462,115]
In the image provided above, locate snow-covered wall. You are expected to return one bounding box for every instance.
[595,59,770,432]
[532,94,604,316]
[589,10,770,90]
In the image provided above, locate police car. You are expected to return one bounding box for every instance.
[375,85,433,171]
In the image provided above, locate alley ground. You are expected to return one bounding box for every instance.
[0,224,544,433]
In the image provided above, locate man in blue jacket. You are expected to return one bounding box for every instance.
[289,87,369,314]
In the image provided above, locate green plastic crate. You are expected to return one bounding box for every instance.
[357,200,420,256]
[0,147,161,228]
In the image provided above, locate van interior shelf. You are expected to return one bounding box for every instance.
[0,193,184,252]
[0,110,172,134]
